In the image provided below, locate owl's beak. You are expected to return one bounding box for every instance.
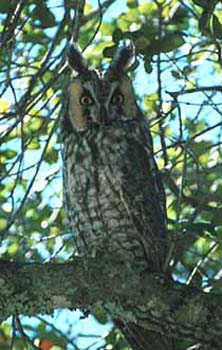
[99,105,110,126]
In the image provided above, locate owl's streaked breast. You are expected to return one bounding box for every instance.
[62,41,171,350]
[62,122,166,271]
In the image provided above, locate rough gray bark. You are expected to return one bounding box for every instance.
[0,258,221,348]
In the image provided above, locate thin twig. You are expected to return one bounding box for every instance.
[166,86,222,98]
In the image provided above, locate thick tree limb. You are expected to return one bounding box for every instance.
[0,258,221,347]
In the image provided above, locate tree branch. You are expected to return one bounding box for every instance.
[0,258,222,347]
[166,86,222,98]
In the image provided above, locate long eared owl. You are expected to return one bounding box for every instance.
[62,41,170,350]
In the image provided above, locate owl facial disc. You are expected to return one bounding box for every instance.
[67,41,140,131]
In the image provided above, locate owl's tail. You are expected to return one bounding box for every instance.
[116,320,174,350]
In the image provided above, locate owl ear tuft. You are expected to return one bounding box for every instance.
[68,42,89,74]
[106,40,135,78]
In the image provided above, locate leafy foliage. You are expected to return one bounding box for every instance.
[0,0,222,349]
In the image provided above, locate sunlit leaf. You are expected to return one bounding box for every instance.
[23,28,49,43]
[7,242,19,255]
[27,137,40,150]
[0,217,7,231]
[29,117,44,132]
[0,99,10,113]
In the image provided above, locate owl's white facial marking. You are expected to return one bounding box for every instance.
[68,70,141,131]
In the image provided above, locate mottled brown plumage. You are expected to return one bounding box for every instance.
[62,41,172,350]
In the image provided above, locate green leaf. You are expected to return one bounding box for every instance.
[0,217,7,231]
[199,11,211,34]
[29,117,43,132]
[127,0,139,8]
[112,28,123,43]
[32,4,56,28]
[192,0,208,7]
[4,149,17,160]
[171,70,182,79]
[23,29,48,44]
[189,140,212,157]
[144,59,152,74]
[161,33,185,53]
[0,2,12,13]
[212,15,222,39]
[103,45,117,58]
[193,0,217,12]
[27,137,40,150]
[148,33,185,54]
[45,148,58,164]
[212,209,222,225]
[135,37,150,54]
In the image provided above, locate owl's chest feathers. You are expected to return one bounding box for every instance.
[63,125,166,269]
[65,126,144,228]
[65,127,133,188]
[66,133,129,225]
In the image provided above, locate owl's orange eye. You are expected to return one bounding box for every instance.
[80,95,94,106]
[111,92,124,105]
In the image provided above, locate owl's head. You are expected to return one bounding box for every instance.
[66,41,142,131]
